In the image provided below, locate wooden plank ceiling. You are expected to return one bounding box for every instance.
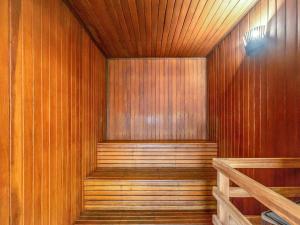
[68,0,258,57]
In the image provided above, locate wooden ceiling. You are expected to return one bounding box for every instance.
[68,0,258,57]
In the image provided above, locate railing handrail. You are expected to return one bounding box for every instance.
[218,158,300,168]
[213,158,300,225]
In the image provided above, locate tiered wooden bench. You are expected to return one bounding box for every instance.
[76,141,218,224]
[96,141,217,168]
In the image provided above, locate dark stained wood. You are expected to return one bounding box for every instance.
[4,0,106,224]
[97,142,217,167]
[207,0,300,215]
[106,58,207,140]
[66,0,258,57]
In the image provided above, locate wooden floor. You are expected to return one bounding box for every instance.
[77,141,218,224]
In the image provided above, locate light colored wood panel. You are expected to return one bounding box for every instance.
[213,158,300,225]
[84,205,216,211]
[10,0,24,223]
[6,0,106,223]
[85,180,215,186]
[97,142,217,167]
[85,186,214,191]
[75,210,214,224]
[83,163,216,212]
[219,158,300,168]
[213,188,252,225]
[23,0,35,223]
[0,0,9,224]
[230,187,300,198]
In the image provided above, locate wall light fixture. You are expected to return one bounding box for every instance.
[243,25,267,56]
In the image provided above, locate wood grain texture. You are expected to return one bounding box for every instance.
[65,0,258,57]
[0,0,9,224]
[213,158,300,225]
[82,141,217,220]
[5,0,106,224]
[97,142,217,167]
[207,0,300,214]
[83,167,216,211]
[75,210,215,224]
[106,58,207,140]
[230,187,300,198]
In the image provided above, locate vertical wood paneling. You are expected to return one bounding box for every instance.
[106,58,207,140]
[208,0,300,214]
[2,0,107,224]
[0,0,10,224]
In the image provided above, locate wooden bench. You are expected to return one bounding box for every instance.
[79,141,218,224]
[75,210,215,224]
[97,141,217,168]
[84,167,216,211]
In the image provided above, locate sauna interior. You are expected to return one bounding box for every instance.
[1,0,300,224]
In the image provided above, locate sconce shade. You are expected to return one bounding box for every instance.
[243,25,267,56]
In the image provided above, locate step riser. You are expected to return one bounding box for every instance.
[84,179,215,211]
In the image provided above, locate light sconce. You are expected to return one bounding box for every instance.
[243,25,267,56]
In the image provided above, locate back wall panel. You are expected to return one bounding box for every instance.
[106,58,207,140]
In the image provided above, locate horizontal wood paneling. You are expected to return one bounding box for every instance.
[107,58,207,140]
[75,210,215,224]
[97,142,217,167]
[207,0,300,214]
[83,167,216,211]
[66,0,258,57]
[4,0,106,224]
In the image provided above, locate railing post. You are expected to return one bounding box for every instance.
[217,171,229,225]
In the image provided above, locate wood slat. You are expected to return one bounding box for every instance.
[66,0,258,57]
[98,142,217,148]
[0,0,9,224]
[220,158,300,168]
[83,166,216,211]
[4,0,107,223]
[106,58,207,140]
[75,210,215,224]
[212,188,252,225]
[230,187,300,198]
[213,158,300,225]
[85,180,215,186]
[85,205,216,211]
[97,142,217,168]
[207,0,300,214]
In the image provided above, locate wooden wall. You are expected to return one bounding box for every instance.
[106,58,207,140]
[207,0,300,214]
[0,0,106,224]
[0,0,10,224]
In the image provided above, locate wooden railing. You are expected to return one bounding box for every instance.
[212,158,300,225]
